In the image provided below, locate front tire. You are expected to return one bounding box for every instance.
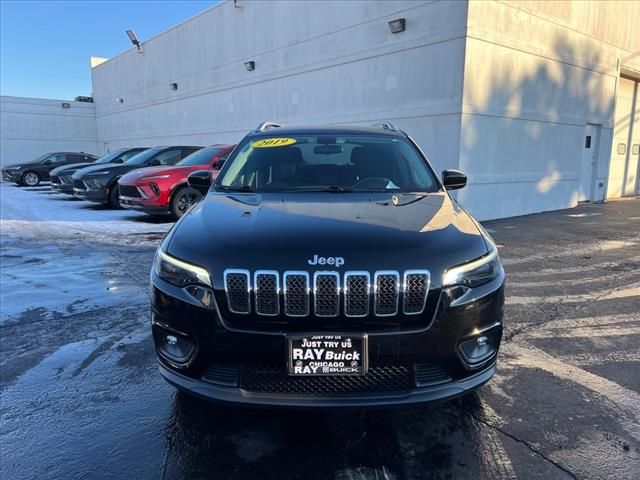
[108,183,121,208]
[21,171,41,187]
[170,186,202,219]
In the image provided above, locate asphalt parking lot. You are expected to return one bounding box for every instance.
[1,182,639,480]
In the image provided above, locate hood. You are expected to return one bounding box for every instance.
[72,163,135,179]
[50,162,94,176]
[119,165,202,184]
[2,161,38,169]
[166,192,489,288]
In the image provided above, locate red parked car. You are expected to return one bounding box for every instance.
[118,144,234,219]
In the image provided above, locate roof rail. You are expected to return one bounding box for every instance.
[372,122,399,132]
[255,121,282,132]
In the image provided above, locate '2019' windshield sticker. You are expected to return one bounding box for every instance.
[251,138,297,148]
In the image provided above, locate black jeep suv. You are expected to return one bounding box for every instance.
[151,122,505,407]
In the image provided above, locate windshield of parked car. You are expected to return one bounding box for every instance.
[124,148,163,165]
[216,134,440,193]
[34,153,54,163]
[95,149,126,164]
[177,146,228,166]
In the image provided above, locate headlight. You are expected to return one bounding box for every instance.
[142,174,171,180]
[153,249,211,287]
[442,248,501,288]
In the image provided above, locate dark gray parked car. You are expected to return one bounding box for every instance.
[2,152,97,186]
[50,148,147,194]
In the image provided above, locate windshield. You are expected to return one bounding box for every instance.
[95,149,126,164]
[177,146,226,166]
[125,148,163,165]
[34,153,54,163]
[216,134,440,193]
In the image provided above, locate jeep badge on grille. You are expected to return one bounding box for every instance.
[307,255,345,267]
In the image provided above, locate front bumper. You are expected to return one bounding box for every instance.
[151,270,505,408]
[159,360,497,408]
[51,177,74,194]
[73,186,108,203]
[120,195,170,215]
[2,171,19,182]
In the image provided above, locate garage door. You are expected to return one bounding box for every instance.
[608,76,639,198]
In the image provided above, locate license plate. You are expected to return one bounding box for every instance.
[288,334,368,376]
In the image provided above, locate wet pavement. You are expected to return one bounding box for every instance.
[1,182,639,479]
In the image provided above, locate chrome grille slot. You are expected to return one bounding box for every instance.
[403,270,430,315]
[344,272,370,317]
[374,271,399,316]
[283,272,309,317]
[254,271,279,316]
[313,272,339,317]
[224,269,250,314]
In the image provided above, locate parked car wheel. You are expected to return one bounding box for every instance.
[108,183,121,208]
[20,171,41,187]
[170,185,202,219]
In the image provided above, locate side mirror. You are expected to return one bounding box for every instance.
[213,158,226,170]
[442,169,467,190]
[149,158,161,166]
[188,170,212,194]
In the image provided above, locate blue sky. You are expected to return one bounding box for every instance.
[0,0,217,100]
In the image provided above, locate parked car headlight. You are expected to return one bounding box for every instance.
[154,249,211,288]
[442,248,501,288]
[142,174,171,180]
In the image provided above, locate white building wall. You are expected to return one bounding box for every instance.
[458,0,640,220]
[0,96,99,166]
[88,0,639,220]
[91,0,468,175]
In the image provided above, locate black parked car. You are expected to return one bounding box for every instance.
[2,152,97,186]
[50,147,147,194]
[151,122,505,408]
[72,146,202,206]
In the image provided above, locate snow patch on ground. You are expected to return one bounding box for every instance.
[0,183,172,238]
[0,182,166,325]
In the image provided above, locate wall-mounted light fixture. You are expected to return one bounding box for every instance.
[116,97,124,103]
[388,18,406,34]
[61,102,70,109]
[170,82,178,91]
[244,61,255,71]
[126,29,143,53]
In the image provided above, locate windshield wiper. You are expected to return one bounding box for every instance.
[215,185,255,192]
[282,185,354,193]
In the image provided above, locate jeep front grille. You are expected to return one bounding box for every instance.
[403,271,431,314]
[254,271,279,316]
[344,272,370,317]
[222,269,430,318]
[374,271,400,316]
[283,272,310,317]
[224,270,250,314]
[313,272,339,317]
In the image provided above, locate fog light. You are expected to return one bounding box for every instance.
[150,183,160,196]
[154,328,195,366]
[458,333,496,367]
